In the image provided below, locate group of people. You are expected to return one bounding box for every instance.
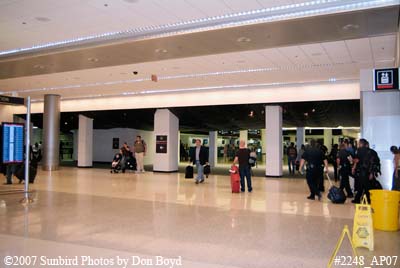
[189,139,253,192]
[111,136,147,173]
[298,137,399,203]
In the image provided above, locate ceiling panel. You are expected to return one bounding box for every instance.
[300,43,332,65]
[222,0,263,12]
[184,0,233,17]
[370,35,396,61]
[345,38,373,63]
[277,46,312,65]
[321,41,352,64]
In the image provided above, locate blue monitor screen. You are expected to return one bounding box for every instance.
[2,123,24,164]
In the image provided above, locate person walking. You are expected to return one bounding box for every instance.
[351,139,380,203]
[134,135,147,173]
[286,142,297,175]
[330,144,339,182]
[337,143,353,197]
[296,144,306,173]
[189,139,209,184]
[390,146,400,191]
[299,139,329,201]
[233,140,253,192]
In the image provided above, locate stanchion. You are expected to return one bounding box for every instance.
[20,96,33,204]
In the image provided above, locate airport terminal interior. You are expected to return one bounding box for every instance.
[1,1,400,267]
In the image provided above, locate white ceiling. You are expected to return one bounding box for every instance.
[0,0,398,102]
[0,0,319,52]
[0,35,396,100]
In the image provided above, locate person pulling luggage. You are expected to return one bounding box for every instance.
[337,143,354,198]
[299,139,329,201]
[233,140,252,193]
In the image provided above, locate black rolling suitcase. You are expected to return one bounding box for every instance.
[15,164,38,183]
[203,164,211,178]
[185,165,194,179]
[326,173,346,204]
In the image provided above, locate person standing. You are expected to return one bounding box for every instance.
[296,144,306,173]
[189,139,209,184]
[352,139,380,203]
[286,142,297,175]
[337,143,353,197]
[233,140,253,192]
[134,135,147,173]
[330,144,339,182]
[299,139,329,201]
[390,146,400,191]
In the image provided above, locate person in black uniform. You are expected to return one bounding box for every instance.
[299,140,329,200]
[318,142,328,192]
[351,139,377,203]
[330,144,339,182]
[336,143,353,198]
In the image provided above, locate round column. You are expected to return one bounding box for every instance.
[43,94,60,171]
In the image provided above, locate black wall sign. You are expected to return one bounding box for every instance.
[0,95,25,105]
[112,138,119,149]
[374,68,399,91]
[156,135,167,154]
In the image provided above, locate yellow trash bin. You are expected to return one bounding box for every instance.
[370,190,400,231]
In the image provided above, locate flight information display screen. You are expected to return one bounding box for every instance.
[1,123,24,164]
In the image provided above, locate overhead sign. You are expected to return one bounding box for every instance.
[0,95,25,105]
[374,68,399,91]
[1,123,24,164]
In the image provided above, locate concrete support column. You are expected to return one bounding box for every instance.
[239,130,248,144]
[154,109,179,172]
[77,115,93,167]
[324,129,333,152]
[265,106,283,177]
[261,129,266,162]
[360,68,400,189]
[42,94,60,171]
[209,131,218,167]
[296,127,305,149]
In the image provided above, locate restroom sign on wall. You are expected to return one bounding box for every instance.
[374,68,399,91]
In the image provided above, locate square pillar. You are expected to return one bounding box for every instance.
[323,129,333,152]
[360,68,400,189]
[239,130,248,144]
[209,131,218,167]
[265,106,283,177]
[77,115,93,167]
[296,127,305,150]
[154,109,179,172]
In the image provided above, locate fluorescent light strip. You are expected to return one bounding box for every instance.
[4,62,350,94]
[29,78,358,103]
[283,127,360,130]
[0,0,397,57]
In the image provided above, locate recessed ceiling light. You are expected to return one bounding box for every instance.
[87,57,99,62]
[312,109,316,112]
[33,64,45,69]
[104,3,108,7]
[22,22,27,25]
[342,24,359,31]
[237,37,251,43]
[35,17,51,22]
[155,48,168,53]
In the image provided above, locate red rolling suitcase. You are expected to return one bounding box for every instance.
[229,165,240,193]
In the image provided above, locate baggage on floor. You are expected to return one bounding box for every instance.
[229,165,240,193]
[203,164,211,178]
[185,165,194,179]
[126,157,137,171]
[14,164,37,183]
[295,160,300,171]
[326,173,346,204]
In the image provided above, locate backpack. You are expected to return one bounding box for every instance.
[361,148,381,178]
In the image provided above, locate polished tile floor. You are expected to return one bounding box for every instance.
[0,167,399,268]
